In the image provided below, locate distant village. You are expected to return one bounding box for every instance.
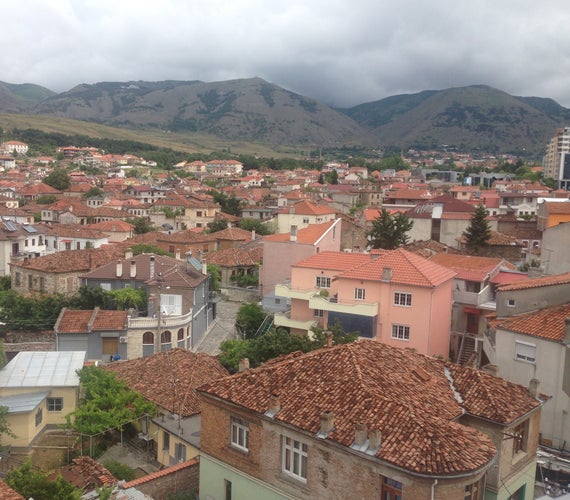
[0,133,568,499]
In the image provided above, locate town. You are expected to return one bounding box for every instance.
[0,128,568,500]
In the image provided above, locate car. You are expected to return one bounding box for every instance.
[161,223,174,230]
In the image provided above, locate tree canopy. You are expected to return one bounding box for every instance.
[463,205,492,253]
[235,302,267,339]
[239,218,273,235]
[66,366,155,435]
[44,168,71,190]
[367,208,413,249]
[5,461,81,500]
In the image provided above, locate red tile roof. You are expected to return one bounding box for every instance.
[55,308,128,334]
[497,271,570,291]
[121,458,199,489]
[277,200,335,216]
[293,251,371,271]
[339,248,456,287]
[264,220,338,245]
[429,254,514,282]
[491,302,570,342]
[105,349,228,416]
[0,481,24,499]
[199,341,539,475]
[51,456,117,491]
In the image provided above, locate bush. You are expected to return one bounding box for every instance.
[103,459,136,481]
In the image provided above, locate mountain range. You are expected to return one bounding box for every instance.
[2,78,569,156]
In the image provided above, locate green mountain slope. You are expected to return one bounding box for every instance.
[0,81,55,113]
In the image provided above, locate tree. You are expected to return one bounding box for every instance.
[239,218,273,235]
[36,194,57,204]
[235,302,267,339]
[0,405,16,447]
[207,219,228,233]
[367,208,413,249]
[125,217,155,235]
[5,461,81,500]
[129,243,170,256]
[83,186,104,198]
[463,205,492,253]
[67,366,155,435]
[107,288,146,311]
[44,168,71,190]
[207,264,222,292]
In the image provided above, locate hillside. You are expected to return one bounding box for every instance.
[32,78,371,146]
[342,85,565,155]
[0,81,55,113]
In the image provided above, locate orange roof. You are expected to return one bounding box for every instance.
[497,271,570,292]
[56,309,128,333]
[293,251,371,271]
[339,248,456,287]
[492,302,570,342]
[429,254,514,282]
[199,341,539,475]
[277,200,335,216]
[264,220,337,245]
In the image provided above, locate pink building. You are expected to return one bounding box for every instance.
[275,248,456,357]
[260,220,341,311]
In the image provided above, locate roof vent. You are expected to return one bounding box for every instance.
[317,410,335,438]
[265,392,281,418]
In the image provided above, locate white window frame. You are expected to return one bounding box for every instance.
[161,293,182,315]
[354,288,366,300]
[313,309,325,318]
[282,436,308,482]
[47,397,63,412]
[315,276,331,289]
[391,324,410,341]
[515,341,536,363]
[394,292,412,307]
[230,417,249,452]
[507,298,516,308]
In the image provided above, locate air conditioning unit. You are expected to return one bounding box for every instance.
[119,336,128,343]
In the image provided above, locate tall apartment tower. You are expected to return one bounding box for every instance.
[543,126,570,189]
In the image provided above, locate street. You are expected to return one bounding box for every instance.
[194,299,241,355]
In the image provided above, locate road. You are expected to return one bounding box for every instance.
[194,299,241,355]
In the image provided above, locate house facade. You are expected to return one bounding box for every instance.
[198,341,542,500]
[275,200,336,234]
[276,249,455,357]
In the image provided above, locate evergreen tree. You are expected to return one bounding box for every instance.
[463,205,492,253]
[367,209,413,250]
[44,168,71,190]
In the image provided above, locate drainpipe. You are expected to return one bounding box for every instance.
[431,479,438,500]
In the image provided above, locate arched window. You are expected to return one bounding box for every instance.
[143,331,154,345]
[161,330,172,343]
[177,328,184,341]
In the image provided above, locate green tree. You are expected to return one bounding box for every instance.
[107,288,146,311]
[367,208,413,249]
[207,264,222,292]
[83,186,104,198]
[207,219,228,233]
[125,217,155,235]
[103,460,136,481]
[129,243,170,256]
[235,302,267,339]
[5,461,81,500]
[67,366,155,435]
[44,168,71,190]
[463,205,492,253]
[0,405,16,447]
[239,218,273,235]
[36,194,57,205]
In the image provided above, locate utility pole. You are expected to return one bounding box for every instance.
[154,273,163,355]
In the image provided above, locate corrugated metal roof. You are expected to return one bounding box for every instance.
[0,351,86,388]
[0,391,49,413]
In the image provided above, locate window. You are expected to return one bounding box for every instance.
[313,309,325,318]
[515,341,535,363]
[175,443,186,462]
[35,408,43,427]
[142,331,154,345]
[282,436,307,482]
[391,324,410,341]
[47,397,63,412]
[507,298,516,307]
[512,420,528,455]
[464,477,484,499]
[161,294,182,315]
[394,292,412,307]
[315,276,331,289]
[382,476,403,500]
[177,328,184,341]
[163,430,170,451]
[225,479,232,500]
[230,417,249,452]
[161,330,172,344]
[15,273,21,286]
[302,218,310,224]
[354,288,366,300]
[509,484,526,500]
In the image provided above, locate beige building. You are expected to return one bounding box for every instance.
[0,351,85,447]
[543,126,570,189]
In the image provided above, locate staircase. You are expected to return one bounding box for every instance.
[254,315,273,337]
[457,335,477,366]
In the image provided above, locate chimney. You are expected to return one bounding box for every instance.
[367,429,382,452]
[319,410,335,436]
[202,259,208,275]
[290,225,298,243]
[175,248,181,260]
[125,248,133,259]
[149,255,155,279]
[529,379,540,398]
[266,392,281,417]
[381,267,392,282]
[325,331,333,348]
[116,260,123,278]
[354,422,368,448]
[238,358,250,372]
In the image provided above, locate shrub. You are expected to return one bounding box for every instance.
[103,459,136,481]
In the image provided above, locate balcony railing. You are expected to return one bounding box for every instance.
[275,283,316,301]
[309,295,378,317]
[274,311,317,332]
[128,310,193,330]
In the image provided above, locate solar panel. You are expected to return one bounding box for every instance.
[3,221,17,231]
[22,225,37,233]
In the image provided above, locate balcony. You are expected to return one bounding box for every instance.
[275,282,316,301]
[274,311,317,332]
[454,286,495,308]
[308,295,378,317]
[127,311,193,330]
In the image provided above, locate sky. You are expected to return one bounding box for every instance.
[4,0,570,108]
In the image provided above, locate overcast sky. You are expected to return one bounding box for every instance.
[4,0,570,108]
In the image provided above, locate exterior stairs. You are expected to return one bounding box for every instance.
[457,335,477,366]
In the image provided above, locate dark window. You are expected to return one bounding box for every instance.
[177,328,184,341]
[163,431,170,451]
[225,479,232,500]
[382,476,403,500]
[47,397,63,412]
[35,408,43,427]
[161,330,171,343]
[142,331,154,345]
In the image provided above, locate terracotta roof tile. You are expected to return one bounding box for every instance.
[0,481,25,499]
[429,254,515,281]
[491,302,570,342]
[263,220,337,245]
[497,271,570,291]
[339,248,456,287]
[121,458,199,489]
[51,456,117,491]
[277,200,335,216]
[292,251,371,271]
[105,349,228,416]
[206,247,262,267]
[210,227,254,241]
[55,309,128,333]
[199,341,538,475]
